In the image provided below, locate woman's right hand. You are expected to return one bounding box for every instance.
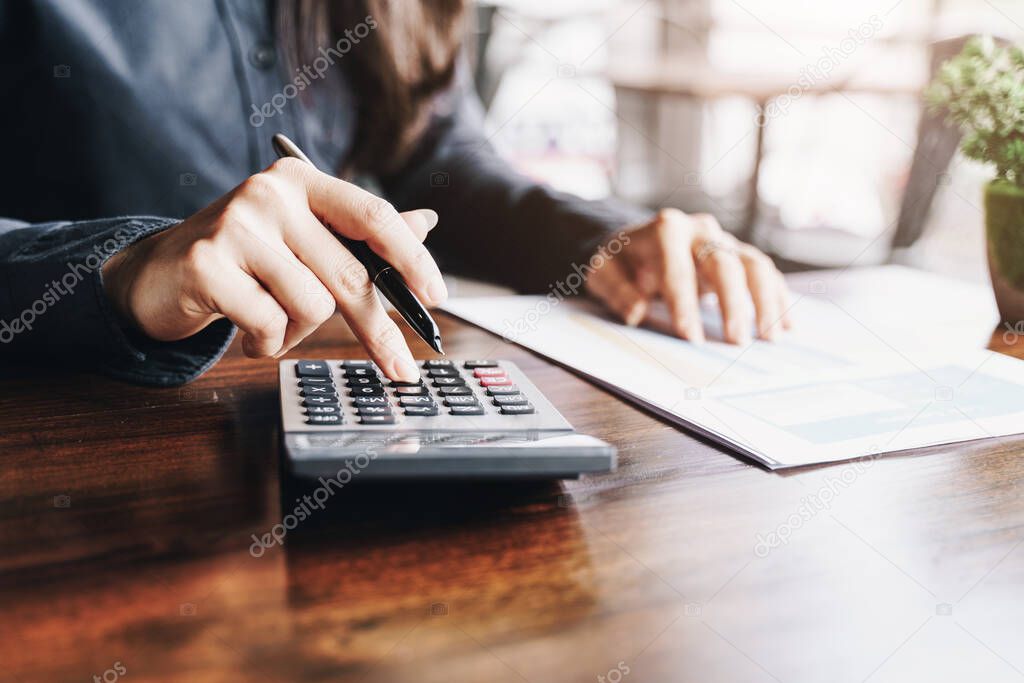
[100,157,446,383]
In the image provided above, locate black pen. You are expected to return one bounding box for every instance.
[271,133,444,354]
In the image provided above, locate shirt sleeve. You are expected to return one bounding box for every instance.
[0,216,235,386]
[378,62,653,294]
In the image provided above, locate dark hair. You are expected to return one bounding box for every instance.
[277,0,467,175]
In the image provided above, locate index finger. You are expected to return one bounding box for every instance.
[282,159,448,307]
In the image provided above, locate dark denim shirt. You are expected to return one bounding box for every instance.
[0,0,648,385]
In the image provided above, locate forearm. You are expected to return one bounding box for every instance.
[379,65,652,293]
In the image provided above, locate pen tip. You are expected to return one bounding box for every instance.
[434,337,444,355]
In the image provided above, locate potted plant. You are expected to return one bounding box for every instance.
[928,36,1024,323]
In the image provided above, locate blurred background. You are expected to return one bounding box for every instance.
[462,0,1024,283]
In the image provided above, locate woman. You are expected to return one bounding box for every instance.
[0,0,789,385]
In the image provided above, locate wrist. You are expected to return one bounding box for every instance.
[101,238,148,330]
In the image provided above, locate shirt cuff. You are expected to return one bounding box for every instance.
[3,216,236,386]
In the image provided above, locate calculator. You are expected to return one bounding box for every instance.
[279,359,616,479]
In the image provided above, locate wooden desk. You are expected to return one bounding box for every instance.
[2,314,1023,682]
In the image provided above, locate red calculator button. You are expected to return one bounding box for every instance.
[473,367,506,378]
[479,376,512,386]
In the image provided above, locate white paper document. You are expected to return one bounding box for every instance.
[442,266,1024,468]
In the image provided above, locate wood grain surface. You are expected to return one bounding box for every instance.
[1,313,1022,683]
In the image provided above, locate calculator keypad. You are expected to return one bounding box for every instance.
[292,359,538,426]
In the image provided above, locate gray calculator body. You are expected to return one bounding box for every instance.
[279,359,616,479]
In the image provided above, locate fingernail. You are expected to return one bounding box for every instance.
[625,301,646,327]
[427,278,448,306]
[392,355,420,382]
[417,209,439,231]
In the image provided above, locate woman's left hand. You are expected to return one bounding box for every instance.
[585,209,792,344]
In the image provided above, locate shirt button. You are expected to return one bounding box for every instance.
[249,42,277,70]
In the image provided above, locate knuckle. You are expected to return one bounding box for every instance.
[657,207,685,224]
[301,289,336,325]
[269,156,306,178]
[361,197,397,234]
[655,212,690,241]
[369,322,403,352]
[335,260,374,299]
[692,213,723,236]
[182,239,219,282]
[409,246,435,272]
[239,172,280,200]
[254,307,288,341]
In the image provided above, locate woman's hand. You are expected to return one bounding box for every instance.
[101,158,447,382]
[585,209,791,344]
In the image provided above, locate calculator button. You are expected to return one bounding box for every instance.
[306,414,343,425]
[439,386,472,396]
[356,406,392,416]
[298,377,334,386]
[500,403,535,415]
[394,385,428,396]
[359,415,396,425]
[443,395,479,406]
[352,395,388,406]
[423,359,453,368]
[493,394,529,406]
[485,385,520,395]
[343,367,377,378]
[345,376,382,387]
[302,396,339,407]
[389,379,424,387]
[431,376,465,387]
[342,360,373,369]
[473,367,506,378]
[301,385,337,396]
[449,405,485,415]
[479,376,512,386]
[305,405,341,415]
[427,367,459,378]
[296,360,331,377]
[348,385,385,396]
[399,395,435,406]
[463,360,499,368]
[404,405,440,416]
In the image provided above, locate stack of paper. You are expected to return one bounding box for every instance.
[442,266,1024,468]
